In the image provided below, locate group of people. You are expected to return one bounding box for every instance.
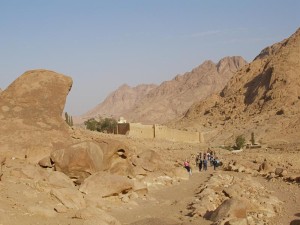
[183,148,221,175]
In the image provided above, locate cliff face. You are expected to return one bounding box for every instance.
[81,56,247,125]
[171,28,300,146]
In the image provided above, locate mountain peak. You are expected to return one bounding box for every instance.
[81,55,246,124]
[176,27,300,145]
[216,56,247,74]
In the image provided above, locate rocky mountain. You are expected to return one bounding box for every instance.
[80,83,157,122]
[170,28,300,146]
[81,56,247,124]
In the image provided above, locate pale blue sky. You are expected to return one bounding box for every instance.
[0,0,299,115]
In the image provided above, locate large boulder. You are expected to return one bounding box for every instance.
[51,140,134,183]
[131,149,163,172]
[0,70,73,162]
[209,197,251,222]
[79,171,133,197]
[10,164,75,190]
[51,187,86,209]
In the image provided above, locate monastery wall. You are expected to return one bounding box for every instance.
[127,123,154,139]
[117,122,203,143]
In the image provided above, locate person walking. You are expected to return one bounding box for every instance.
[195,154,200,169]
[203,157,208,171]
[184,160,192,175]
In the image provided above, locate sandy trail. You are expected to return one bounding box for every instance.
[111,169,213,225]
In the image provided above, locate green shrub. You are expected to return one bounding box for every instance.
[84,117,117,133]
[84,118,98,131]
[235,135,246,150]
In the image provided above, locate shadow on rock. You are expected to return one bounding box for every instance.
[290,220,300,225]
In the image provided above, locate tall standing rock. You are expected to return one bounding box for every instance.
[0,70,73,162]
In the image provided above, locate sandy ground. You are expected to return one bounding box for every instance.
[0,133,299,225]
[110,170,212,225]
[110,167,300,225]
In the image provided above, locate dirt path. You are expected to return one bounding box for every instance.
[257,177,300,225]
[111,167,300,225]
[110,170,214,225]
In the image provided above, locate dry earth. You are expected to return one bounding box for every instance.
[1,131,299,225]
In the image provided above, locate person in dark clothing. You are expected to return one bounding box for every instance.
[203,158,208,171]
[199,157,203,171]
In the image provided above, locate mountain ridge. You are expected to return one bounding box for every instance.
[80,56,247,124]
[170,28,300,146]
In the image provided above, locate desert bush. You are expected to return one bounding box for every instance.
[235,135,246,150]
[84,118,98,131]
[84,117,117,133]
[97,117,117,133]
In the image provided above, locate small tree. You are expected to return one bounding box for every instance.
[65,112,69,124]
[84,117,117,133]
[70,116,73,126]
[97,118,117,133]
[250,132,255,145]
[235,135,246,150]
[64,112,73,127]
[84,118,98,131]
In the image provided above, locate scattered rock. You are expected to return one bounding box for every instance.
[79,171,133,198]
[51,187,86,209]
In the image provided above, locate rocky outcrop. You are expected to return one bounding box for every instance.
[51,187,86,209]
[174,28,300,145]
[131,149,163,172]
[50,140,134,183]
[79,171,133,197]
[0,70,73,162]
[186,173,282,225]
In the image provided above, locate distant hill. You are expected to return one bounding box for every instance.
[79,84,157,122]
[170,28,300,146]
[80,56,247,124]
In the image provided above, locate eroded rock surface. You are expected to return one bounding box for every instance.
[0,70,73,162]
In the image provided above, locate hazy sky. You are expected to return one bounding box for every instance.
[0,1,299,116]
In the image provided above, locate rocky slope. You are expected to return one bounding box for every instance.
[80,83,157,122]
[170,28,300,146]
[125,56,247,124]
[80,56,247,124]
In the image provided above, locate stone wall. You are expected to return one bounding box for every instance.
[127,123,154,139]
[117,122,203,143]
